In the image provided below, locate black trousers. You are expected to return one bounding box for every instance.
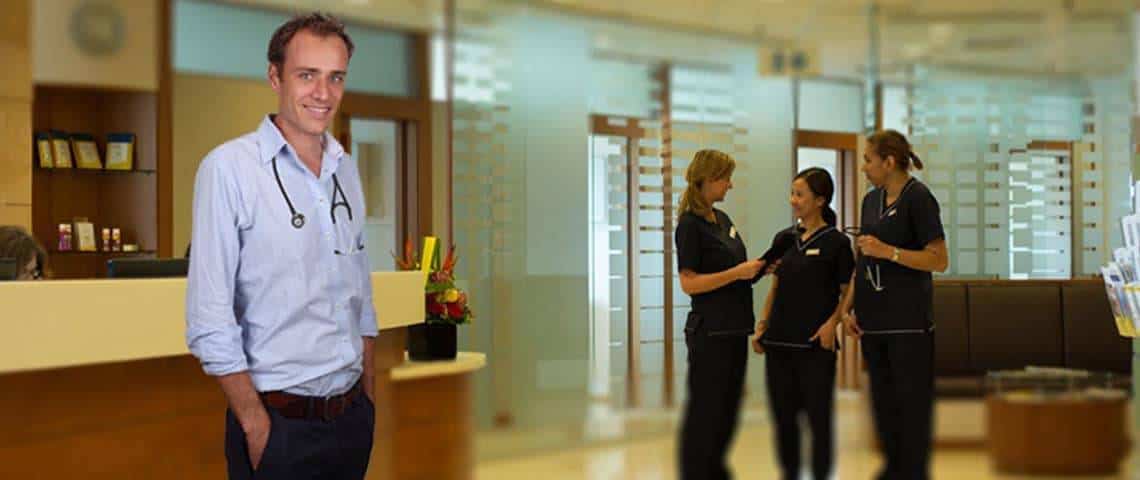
[224,390,375,480]
[765,347,837,480]
[861,332,934,480]
[679,333,749,480]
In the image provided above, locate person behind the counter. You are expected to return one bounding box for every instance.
[0,225,47,280]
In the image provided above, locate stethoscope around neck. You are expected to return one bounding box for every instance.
[842,181,914,293]
[841,225,885,293]
[271,156,353,229]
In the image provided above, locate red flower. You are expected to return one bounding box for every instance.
[427,301,446,316]
[446,303,464,319]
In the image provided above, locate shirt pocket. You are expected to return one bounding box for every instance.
[334,242,367,293]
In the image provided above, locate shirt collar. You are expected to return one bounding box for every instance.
[256,115,346,169]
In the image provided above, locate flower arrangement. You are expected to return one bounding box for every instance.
[393,238,473,325]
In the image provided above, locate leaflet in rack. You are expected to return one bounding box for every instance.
[1105,207,1140,337]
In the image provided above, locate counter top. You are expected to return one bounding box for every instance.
[0,271,425,374]
[390,352,486,382]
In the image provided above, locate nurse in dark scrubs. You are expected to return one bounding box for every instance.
[847,129,949,480]
[754,167,854,480]
[675,149,766,480]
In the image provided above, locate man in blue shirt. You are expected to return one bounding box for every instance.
[185,13,378,480]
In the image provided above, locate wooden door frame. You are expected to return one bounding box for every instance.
[334,34,433,246]
[590,114,647,409]
[794,129,860,228]
[794,129,863,389]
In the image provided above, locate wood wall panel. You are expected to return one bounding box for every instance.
[0,205,31,230]
[0,1,32,229]
[0,0,30,100]
[0,99,32,227]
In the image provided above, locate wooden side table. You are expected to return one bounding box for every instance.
[987,394,1128,475]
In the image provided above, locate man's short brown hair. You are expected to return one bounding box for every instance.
[267,12,355,75]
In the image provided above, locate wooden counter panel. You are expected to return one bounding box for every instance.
[0,328,480,479]
[392,374,474,480]
[0,355,224,478]
[0,407,223,479]
[0,355,221,447]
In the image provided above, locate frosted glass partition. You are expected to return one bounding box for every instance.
[797,78,863,132]
[174,0,415,97]
[451,2,795,451]
[881,85,909,134]
[909,66,1132,279]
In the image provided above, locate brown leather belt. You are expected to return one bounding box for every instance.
[261,380,362,421]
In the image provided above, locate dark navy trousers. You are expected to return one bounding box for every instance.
[224,391,375,480]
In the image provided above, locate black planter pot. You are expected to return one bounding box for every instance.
[407,322,457,361]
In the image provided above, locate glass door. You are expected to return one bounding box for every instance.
[344,117,407,272]
[587,115,681,411]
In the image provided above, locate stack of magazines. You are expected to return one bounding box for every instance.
[1102,200,1140,337]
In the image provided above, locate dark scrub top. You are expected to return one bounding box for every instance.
[854,178,945,333]
[762,225,855,350]
[675,209,755,336]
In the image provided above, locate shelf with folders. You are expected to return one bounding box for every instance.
[31,84,161,279]
[34,168,155,176]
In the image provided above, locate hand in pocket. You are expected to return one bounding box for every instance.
[245,414,272,471]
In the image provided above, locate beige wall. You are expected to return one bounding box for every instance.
[172,73,275,253]
[0,0,33,229]
[33,0,159,90]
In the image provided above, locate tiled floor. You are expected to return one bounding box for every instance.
[475,396,1133,479]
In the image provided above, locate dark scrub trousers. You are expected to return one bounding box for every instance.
[675,209,757,480]
[761,225,855,480]
[854,178,945,480]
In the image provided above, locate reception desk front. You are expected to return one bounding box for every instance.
[0,272,484,479]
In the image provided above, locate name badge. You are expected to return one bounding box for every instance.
[729,226,737,239]
[806,248,821,256]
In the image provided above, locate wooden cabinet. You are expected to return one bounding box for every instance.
[31,86,165,278]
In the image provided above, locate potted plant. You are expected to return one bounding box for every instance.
[394,238,473,361]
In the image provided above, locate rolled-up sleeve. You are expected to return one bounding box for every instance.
[185,152,248,376]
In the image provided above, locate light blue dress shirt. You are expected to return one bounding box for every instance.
[186,115,378,397]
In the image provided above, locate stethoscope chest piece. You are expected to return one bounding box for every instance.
[291,213,306,229]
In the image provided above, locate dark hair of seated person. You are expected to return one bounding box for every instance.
[0,225,47,280]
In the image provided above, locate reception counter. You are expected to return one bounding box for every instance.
[0,272,484,479]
